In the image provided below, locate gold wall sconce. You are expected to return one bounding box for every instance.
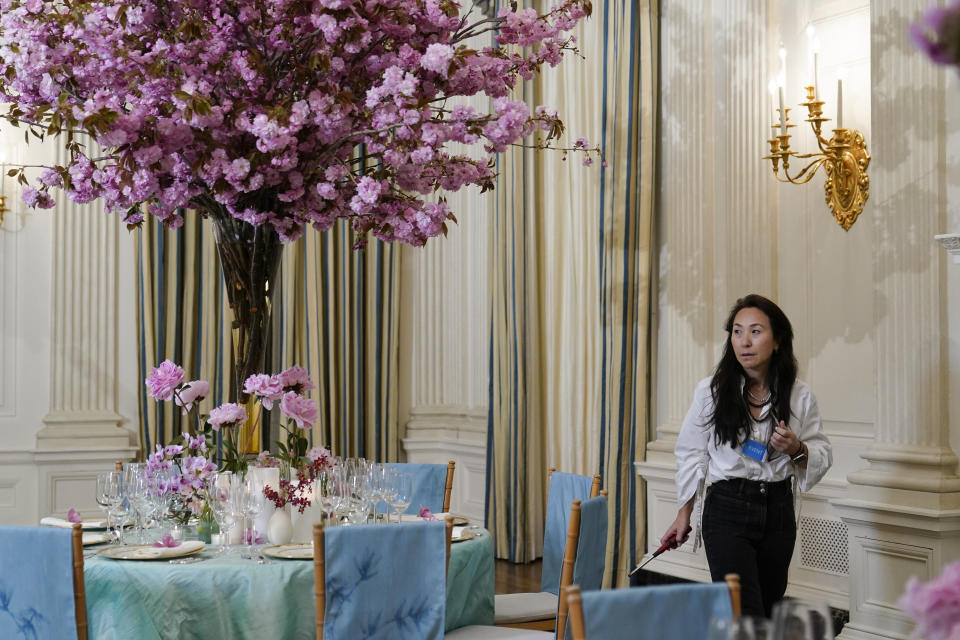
[763,85,870,231]
[0,193,7,228]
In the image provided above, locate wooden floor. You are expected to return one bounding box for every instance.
[495,559,542,594]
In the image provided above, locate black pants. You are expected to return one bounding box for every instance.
[702,478,796,618]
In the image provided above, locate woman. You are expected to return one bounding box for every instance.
[660,294,832,617]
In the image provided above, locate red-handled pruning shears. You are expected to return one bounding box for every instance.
[629,533,679,576]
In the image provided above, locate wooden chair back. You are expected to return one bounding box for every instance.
[443,460,456,513]
[72,523,88,640]
[313,518,457,640]
[565,574,742,640]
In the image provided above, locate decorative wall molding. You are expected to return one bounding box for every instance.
[0,223,16,417]
[37,146,132,449]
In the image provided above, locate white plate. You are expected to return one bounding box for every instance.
[261,543,314,560]
[451,527,476,543]
[97,541,205,560]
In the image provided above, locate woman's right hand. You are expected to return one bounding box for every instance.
[661,506,693,547]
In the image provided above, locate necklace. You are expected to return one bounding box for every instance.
[747,387,770,405]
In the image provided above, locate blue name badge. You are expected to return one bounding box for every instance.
[743,439,767,462]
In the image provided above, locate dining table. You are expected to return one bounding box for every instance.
[83,526,495,639]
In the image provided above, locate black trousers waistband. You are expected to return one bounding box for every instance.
[710,477,792,499]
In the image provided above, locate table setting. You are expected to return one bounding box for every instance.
[43,451,494,638]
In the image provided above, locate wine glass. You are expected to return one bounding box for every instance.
[771,599,833,640]
[208,474,237,554]
[388,472,413,523]
[95,473,116,542]
[101,471,127,543]
[241,474,265,557]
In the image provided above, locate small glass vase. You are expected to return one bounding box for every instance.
[198,513,219,544]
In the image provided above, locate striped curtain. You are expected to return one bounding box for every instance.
[136,214,399,463]
[486,0,658,584]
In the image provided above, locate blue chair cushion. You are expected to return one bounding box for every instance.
[323,520,446,639]
[572,495,607,592]
[577,582,733,639]
[386,462,448,514]
[0,526,79,640]
[541,472,594,594]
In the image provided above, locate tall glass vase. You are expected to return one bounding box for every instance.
[203,202,284,467]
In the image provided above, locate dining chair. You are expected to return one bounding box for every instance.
[564,574,742,640]
[494,469,602,631]
[448,494,606,640]
[0,523,87,640]
[312,519,447,639]
[386,460,456,513]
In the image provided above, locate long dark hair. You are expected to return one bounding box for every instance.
[710,294,798,448]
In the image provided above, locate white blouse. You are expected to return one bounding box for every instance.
[674,377,833,507]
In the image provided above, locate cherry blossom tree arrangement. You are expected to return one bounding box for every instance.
[0,0,597,406]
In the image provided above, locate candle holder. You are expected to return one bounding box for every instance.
[763,86,870,231]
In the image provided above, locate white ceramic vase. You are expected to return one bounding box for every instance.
[267,509,293,545]
[290,501,325,543]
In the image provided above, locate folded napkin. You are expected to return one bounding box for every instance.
[399,512,456,523]
[82,532,111,546]
[127,540,205,559]
[452,526,466,539]
[41,516,108,529]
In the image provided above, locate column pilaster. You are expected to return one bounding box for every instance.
[36,147,132,450]
[833,2,960,638]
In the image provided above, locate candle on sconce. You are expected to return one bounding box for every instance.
[778,86,786,136]
[813,53,819,100]
[837,79,843,129]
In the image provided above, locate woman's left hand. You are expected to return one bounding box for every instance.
[770,420,801,456]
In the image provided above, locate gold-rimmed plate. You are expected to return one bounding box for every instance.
[261,543,314,560]
[451,528,476,543]
[97,541,205,560]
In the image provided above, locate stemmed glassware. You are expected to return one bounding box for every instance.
[208,473,238,554]
[707,616,770,640]
[381,470,399,523]
[317,470,340,526]
[97,471,128,543]
[367,463,386,522]
[240,473,265,557]
[387,471,413,523]
[771,599,834,640]
[122,463,149,543]
[95,473,116,542]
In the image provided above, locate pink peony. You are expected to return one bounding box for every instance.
[146,360,185,401]
[243,374,284,410]
[175,380,210,412]
[279,392,318,430]
[277,365,315,394]
[67,508,82,523]
[208,403,248,431]
[899,562,960,640]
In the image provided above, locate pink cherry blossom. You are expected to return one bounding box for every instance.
[0,0,593,247]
